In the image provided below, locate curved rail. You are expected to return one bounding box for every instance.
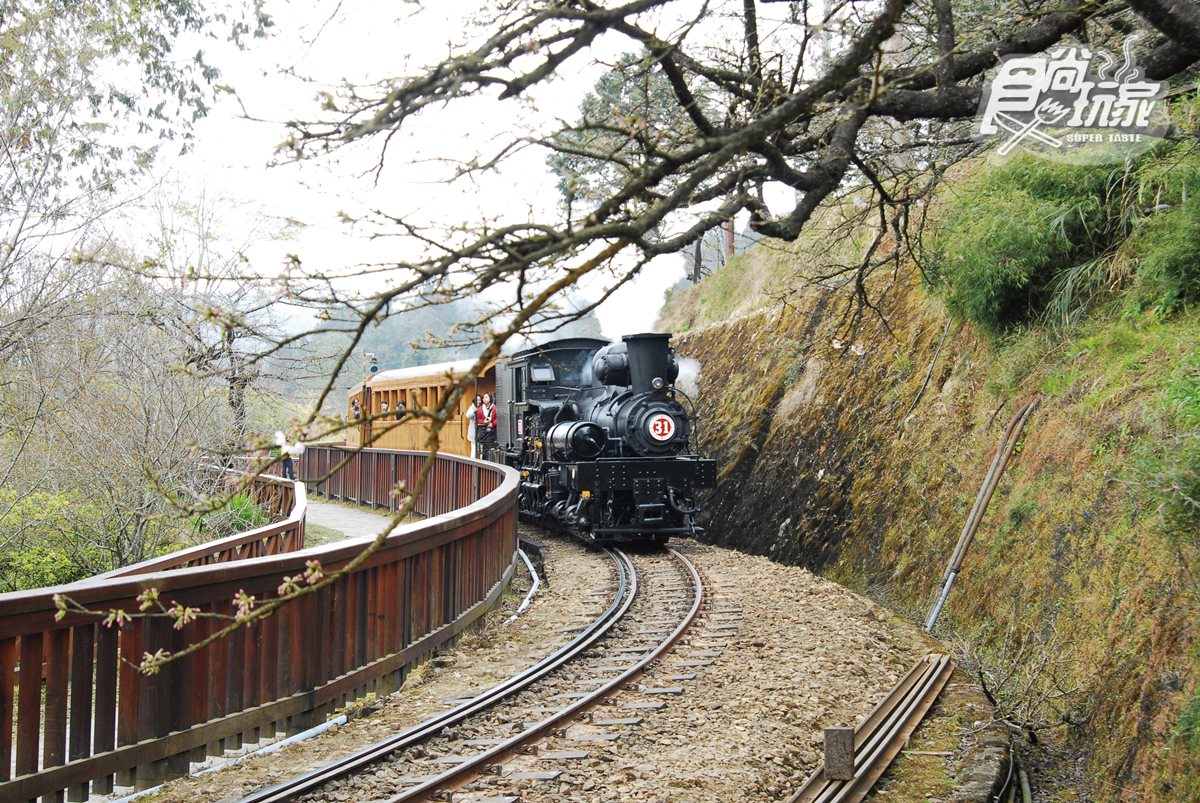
[242,547,636,802]
[0,448,518,802]
[386,547,704,802]
[252,547,705,802]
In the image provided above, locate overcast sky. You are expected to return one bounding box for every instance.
[154,0,698,339]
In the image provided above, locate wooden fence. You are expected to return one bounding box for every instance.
[0,447,518,801]
[95,472,307,580]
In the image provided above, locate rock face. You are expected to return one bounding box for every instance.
[664,272,1200,800]
[676,285,942,574]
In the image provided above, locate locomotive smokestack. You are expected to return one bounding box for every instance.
[623,333,673,395]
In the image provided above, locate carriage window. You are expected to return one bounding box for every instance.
[530,365,555,383]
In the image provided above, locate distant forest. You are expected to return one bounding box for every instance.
[307,298,606,399]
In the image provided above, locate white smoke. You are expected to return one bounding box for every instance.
[675,356,702,396]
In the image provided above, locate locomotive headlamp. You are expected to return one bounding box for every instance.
[651,377,665,390]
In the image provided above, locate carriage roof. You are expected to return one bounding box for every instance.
[348,356,497,397]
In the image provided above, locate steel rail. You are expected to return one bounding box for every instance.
[240,546,636,803]
[830,654,955,802]
[788,654,956,803]
[380,546,705,803]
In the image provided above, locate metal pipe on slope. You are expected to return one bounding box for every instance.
[924,399,1039,632]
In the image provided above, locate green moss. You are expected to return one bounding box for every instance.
[1129,356,1200,548]
[1178,691,1200,750]
[304,522,346,548]
[983,327,1058,398]
[1006,493,1038,530]
[1163,359,1200,424]
[1076,323,1145,359]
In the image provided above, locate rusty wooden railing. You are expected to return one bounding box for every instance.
[0,447,518,801]
[94,473,306,579]
[301,445,501,514]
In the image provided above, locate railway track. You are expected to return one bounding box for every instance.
[786,654,956,803]
[240,545,705,802]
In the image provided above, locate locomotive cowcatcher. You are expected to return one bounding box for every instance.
[494,333,716,546]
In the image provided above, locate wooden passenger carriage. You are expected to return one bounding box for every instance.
[345,358,497,454]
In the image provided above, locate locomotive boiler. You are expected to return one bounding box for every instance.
[494,333,716,546]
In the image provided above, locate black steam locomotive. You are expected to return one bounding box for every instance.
[494,334,716,546]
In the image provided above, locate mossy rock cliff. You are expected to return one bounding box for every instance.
[661,260,1200,800]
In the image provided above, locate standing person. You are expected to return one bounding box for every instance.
[351,398,361,420]
[380,400,390,416]
[281,446,296,481]
[465,394,481,457]
[476,392,497,457]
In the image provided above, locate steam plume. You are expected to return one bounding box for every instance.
[676,357,702,395]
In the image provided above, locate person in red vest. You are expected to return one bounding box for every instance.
[475,392,497,457]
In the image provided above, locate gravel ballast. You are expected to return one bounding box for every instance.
[507,539,926,802]
[136,528,991,802]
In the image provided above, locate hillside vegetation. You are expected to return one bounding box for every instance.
[659,126,1200,799]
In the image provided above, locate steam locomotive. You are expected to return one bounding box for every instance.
[494,333,716,546]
